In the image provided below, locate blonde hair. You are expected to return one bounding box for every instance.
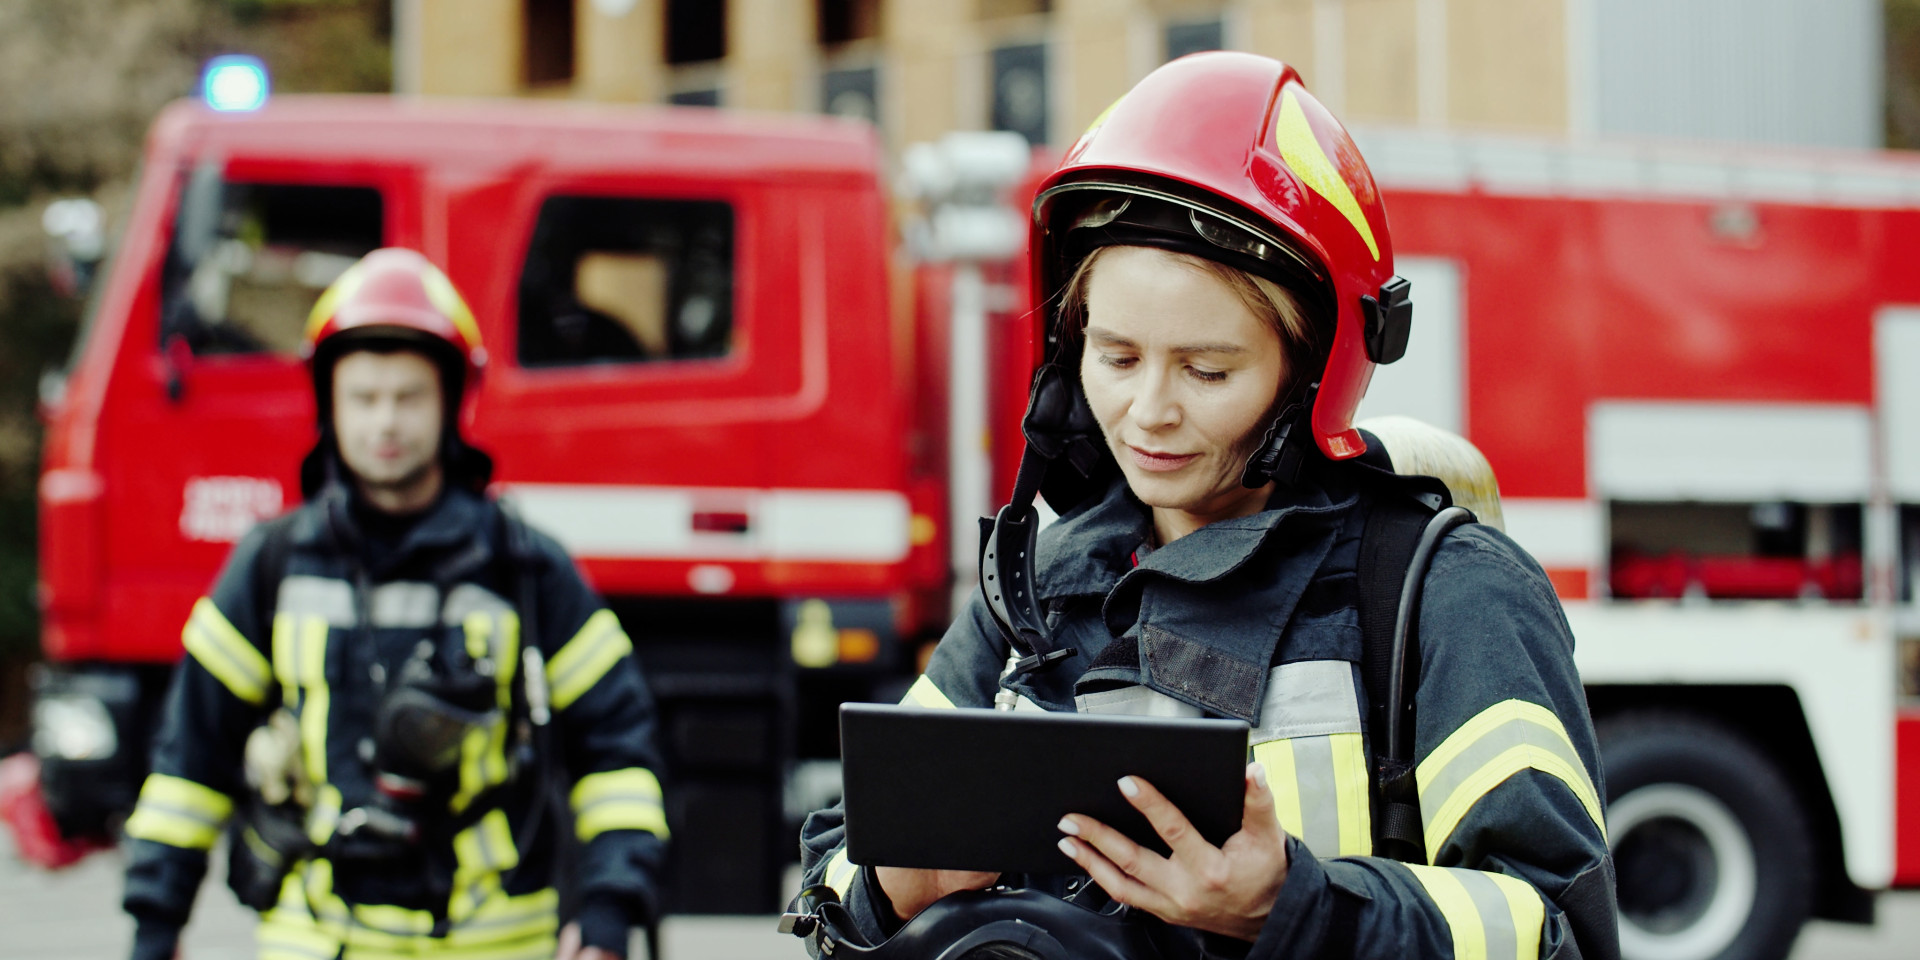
[1058,246,1321,380]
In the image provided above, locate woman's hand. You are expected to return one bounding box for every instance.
[873,867,1002,922]
[1056,763,1289,942]
[553,922,618,960]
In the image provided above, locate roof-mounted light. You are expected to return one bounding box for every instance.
[202,55,269,113]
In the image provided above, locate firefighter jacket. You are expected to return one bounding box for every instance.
[800,467,1618,960]
[124,484,668,960]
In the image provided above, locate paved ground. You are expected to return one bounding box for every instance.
[3,832,1916,959]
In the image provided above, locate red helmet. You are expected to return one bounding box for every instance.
[303,246,486,381]
[979,53,1412,651]
[299,248,493,497]
[1027,51,1409,475]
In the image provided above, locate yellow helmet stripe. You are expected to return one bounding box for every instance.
[304,260,368,344]
[1273,88,1380,261]
[421,263,484,351]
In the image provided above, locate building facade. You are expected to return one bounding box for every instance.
[397,0,1884,159]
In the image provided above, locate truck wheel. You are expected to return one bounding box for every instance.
[1598,712,1812,960]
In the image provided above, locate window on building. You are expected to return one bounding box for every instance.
[161,172,382,357]
[819,0,881,45]
[1164,18,1222,62]
[524,0,575,86]
[518,196,734,368]
[991,42,1048,146]
[979,0,1051,18]
[667,0,727,64]
[822,66,878,123]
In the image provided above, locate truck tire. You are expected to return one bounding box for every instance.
[1598,712,1813,960]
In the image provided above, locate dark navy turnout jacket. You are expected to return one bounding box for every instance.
[802,467,1618,960]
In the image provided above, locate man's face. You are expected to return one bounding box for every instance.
[331,349,445,498]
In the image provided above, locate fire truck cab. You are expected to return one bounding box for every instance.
[33,97,967,913]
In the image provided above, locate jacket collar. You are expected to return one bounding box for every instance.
[292,483,496,579]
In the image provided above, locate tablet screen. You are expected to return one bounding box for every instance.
[840,703,1249,875]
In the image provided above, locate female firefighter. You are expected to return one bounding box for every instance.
[797,52,1617,960]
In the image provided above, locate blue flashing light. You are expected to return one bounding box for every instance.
[202,55,269,112]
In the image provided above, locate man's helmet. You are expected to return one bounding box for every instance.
[299,247,493,497]
[981,52,1412,662]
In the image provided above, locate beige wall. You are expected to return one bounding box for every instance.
[729,0,816,110]
[883,0,969,144]
[1245,0,1317,92]
[1448,0,1566,130]
[419,0,522,97]
[1058,0,1139,137]
[578,0,665,102]
[1343,0,1418,122]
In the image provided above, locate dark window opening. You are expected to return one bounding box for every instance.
[669,88,722,107]
[525,0,576,86]
[1607,501,1865,601]
[1164,19,1222,62]
[979,0,1051,18]
[518,196,735,368]
[822,66,878,123]
[667,0,727,64]
[819,0,882,45]
[160,171,383,357]
[991,42,1048,146]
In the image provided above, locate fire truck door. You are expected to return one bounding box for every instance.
[103,161,405,659]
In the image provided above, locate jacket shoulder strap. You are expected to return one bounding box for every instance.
[248,512,302,652]
[1356,490,1433,862]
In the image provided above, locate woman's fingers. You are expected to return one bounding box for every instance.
[1117,776,1215,862]
[1239,762,1284,842]
[1058,810,1167,885]
[1056,833,1177,918]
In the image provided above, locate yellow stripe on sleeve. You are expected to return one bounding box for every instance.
[822,847,861,898]
[1405,866,1489,960]
[125,773,232,850]
[1329,731,1373,857]
[545,610,632,711]
[1252,738,1305,841]
[1417,699,1606,863]
[182,597,271,705]
[570,768,669,840]
[901,674,957,709]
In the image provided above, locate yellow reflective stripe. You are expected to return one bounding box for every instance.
[1407,866,1486,960]
[546,610,631,710]
[823,847,861,898]
[488,610,521,709]
[183,597,270,705]
[271,612,299,704]
[1274,87,1380,260]
[1486,871,1547,960]
[465,609,492,662]
[901,674,955,709]
[125,774,232,849]
[1404,865,1547,960]
[451,713,512,815]
[448,888,561,947]
[1418,700,1606,863]
[1329,732,1373,857]
[306,784,342,847]
[451,809,520,923]
[571,768,669,840]
[1252,738,1304,840]
[296,615,330,788]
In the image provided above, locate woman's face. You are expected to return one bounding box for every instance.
[1079,246,1287,529]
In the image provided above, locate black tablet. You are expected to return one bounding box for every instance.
[839,702,1250,875]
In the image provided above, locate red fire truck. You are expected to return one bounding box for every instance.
[14,91,1920,960]
[20,95,1032,915]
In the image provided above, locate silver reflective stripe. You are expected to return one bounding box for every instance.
[1418,713,1593,839]
[1287,734,1344,855]
[277,576,505,629]
[1251,660,1362,741]
[369,582,438,628]
[277,576,354,627]
[1074,684,1205,718]
[443,583,512,624]
[1456,869,1522,960]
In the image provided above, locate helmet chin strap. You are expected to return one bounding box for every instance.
[1239,381,1320,490]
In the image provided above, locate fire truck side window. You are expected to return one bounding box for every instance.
[160,176,384,357]
[517,196,734,368]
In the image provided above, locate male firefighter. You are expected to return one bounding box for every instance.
[122,248,667,960]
